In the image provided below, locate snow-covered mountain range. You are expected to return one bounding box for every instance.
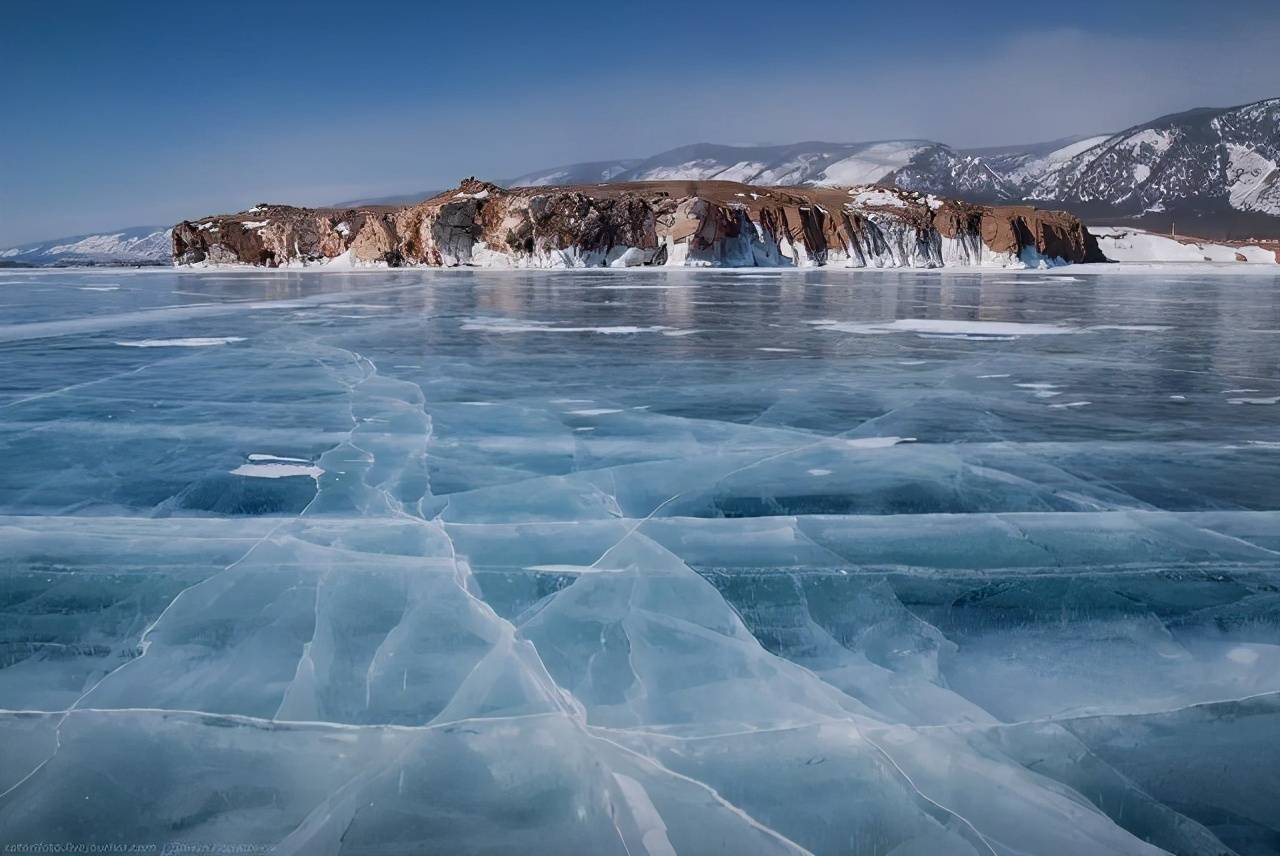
[6,98,1276,265]
[505,98,1279,238]
[508,140,1014,201]
[0,225,170,267]
[1002,99,1280,236]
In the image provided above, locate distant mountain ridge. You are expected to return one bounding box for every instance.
[1010,99,1280,236]
[337,98,1279,239]
[7,98,1277,264]
[0,225,170,266]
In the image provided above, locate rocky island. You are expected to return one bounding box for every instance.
[172,178,1105,269]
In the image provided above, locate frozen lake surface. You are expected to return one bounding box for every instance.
[2,266,1279,854]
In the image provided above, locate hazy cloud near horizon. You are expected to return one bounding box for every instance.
[2,2,1278,245]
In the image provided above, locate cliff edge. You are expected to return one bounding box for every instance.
[173,179,1105,269]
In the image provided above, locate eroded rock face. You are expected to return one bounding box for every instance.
[173,179,1105,269]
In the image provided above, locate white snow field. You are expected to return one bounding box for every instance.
[1093,226,1278,264]
[1,266,1279,855]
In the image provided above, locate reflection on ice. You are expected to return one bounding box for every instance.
[1,267,1279,853]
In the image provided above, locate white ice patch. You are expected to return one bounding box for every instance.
[462,317,667,335]
[1228,396,1280,405]
[845,436,916,449]
[115,337,246,348]
[522,563,623,574]
[568,408,624,416]
[1015,382,1062,399]
[246,453,312,464]
[1227,647,1261,665]
[593,283,691,290]
[230,463,323,479]
[608,247,651,268]
[808,319,1075,337]
[611,773,678,856]
[1087,324,1172,332]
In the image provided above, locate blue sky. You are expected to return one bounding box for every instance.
[2,0,1278,245]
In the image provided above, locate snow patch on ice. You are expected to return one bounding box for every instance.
[523,564,620,574]
[809,319,1076,337]
[845,436,917,449]
[612,773,678,856]
[462,317,667,335]
[246,453,312,464]
[230,463,323,479]
[1088,324,1172,332]
[115,337,246,348]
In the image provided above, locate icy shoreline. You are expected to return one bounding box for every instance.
[8,260,1276,276]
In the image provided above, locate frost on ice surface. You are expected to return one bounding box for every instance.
[2,267,1280,854]
[460,317,668,335]
[845,436,916,448]
[229,462,324,478]
[114,336,246,347]
[808,318,1077,337]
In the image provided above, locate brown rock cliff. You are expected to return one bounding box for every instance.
[174,179,1105,268]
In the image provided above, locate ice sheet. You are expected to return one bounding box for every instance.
[1,267,1279,854]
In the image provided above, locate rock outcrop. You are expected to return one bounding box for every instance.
[173,179,1104,269]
